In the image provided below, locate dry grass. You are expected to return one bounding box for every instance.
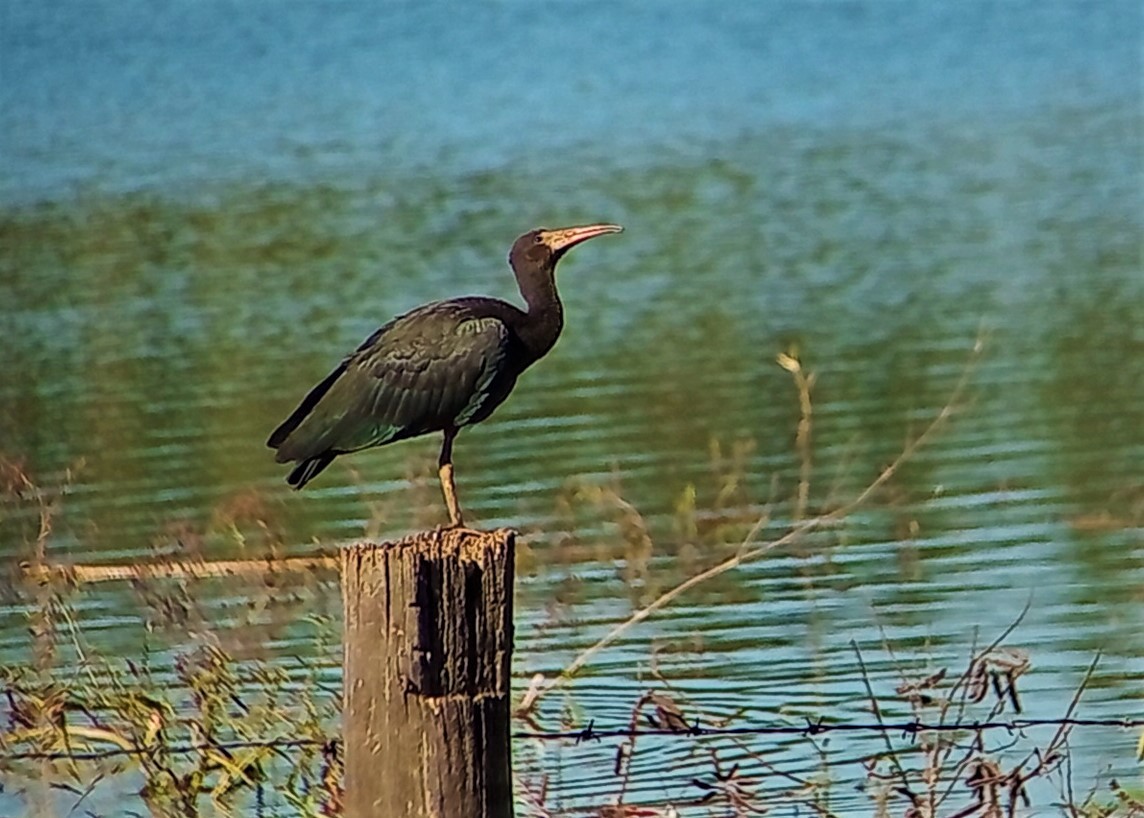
[0,458,341,817]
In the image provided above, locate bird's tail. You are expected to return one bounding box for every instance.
[266,363,347,451]
[286,453,336,489]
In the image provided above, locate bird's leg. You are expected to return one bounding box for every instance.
[438,428,464,528]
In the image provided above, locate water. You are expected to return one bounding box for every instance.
[1,1,1142,815]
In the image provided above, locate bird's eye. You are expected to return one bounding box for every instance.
[534,234,545,244]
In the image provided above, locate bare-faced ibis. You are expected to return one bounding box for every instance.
[267,223,623,526]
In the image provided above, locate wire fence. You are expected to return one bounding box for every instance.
[4,715,1141,763]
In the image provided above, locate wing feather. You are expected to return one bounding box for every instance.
[268,302,512,465]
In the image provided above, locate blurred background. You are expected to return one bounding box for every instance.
[1,2,1141,815]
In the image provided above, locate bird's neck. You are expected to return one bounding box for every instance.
[518,270,564,360]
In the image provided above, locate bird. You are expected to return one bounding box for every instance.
[267,223,623,527]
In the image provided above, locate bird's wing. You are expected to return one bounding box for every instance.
[268,303,511,462]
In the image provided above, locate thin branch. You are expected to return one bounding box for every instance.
[538,334,985,701]
[852,640,914,797]
[20,555,339,584]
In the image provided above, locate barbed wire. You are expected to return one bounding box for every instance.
[3,715,1140,763]
[516,715,1144,742]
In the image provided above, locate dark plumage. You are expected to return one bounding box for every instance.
[267,223,623,526]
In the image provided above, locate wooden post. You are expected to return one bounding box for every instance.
[342,527,515,818]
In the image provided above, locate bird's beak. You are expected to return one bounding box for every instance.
[541,223,624,255]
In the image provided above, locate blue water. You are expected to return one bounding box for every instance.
[1,2,1142,816]
[2,2,1137,200]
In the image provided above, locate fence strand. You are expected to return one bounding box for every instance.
[3,716,1140,763]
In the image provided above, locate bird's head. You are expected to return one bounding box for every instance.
[509,223,624,273]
